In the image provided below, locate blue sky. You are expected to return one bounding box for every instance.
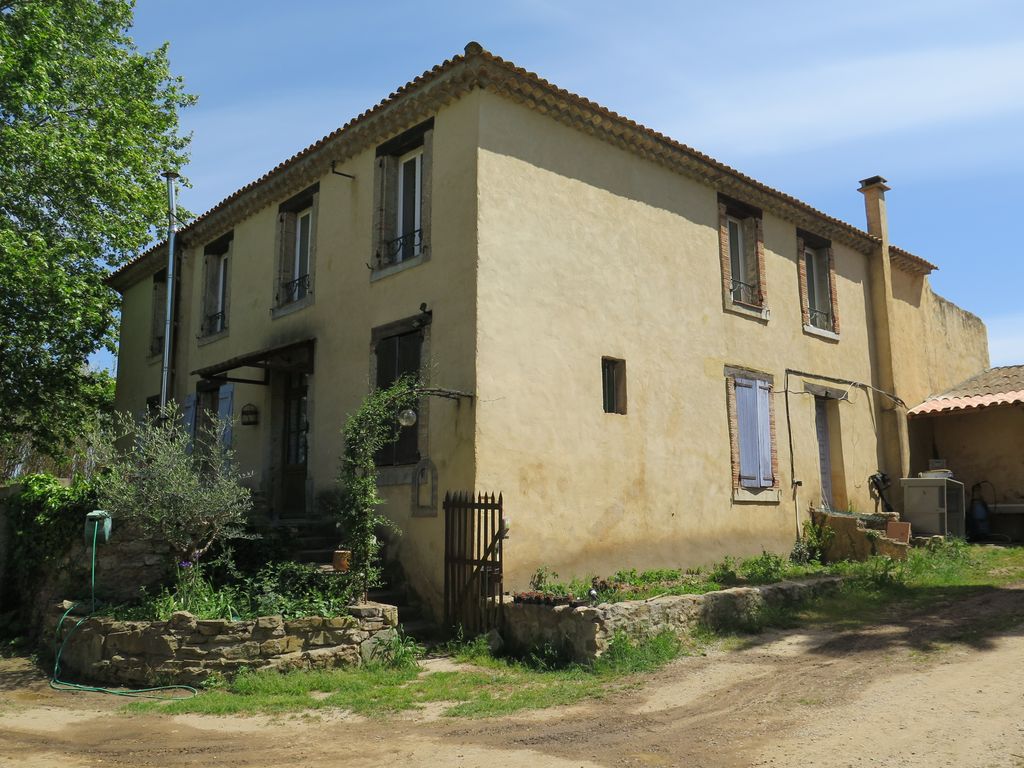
[107,0,1023,371]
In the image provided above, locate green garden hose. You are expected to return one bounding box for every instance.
[49,520,197,699]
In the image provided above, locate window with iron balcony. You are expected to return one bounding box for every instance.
[717,196,767,318]
[274,184,318,313]
[200,231,232,339]
[372,118,433,274]
[797,232,840,338]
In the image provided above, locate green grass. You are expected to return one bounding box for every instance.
[126,630,689,719]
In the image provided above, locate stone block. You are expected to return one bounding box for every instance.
[105,630,144,657]
[168,611,197,632]
[196,620,228,636]
[175,646,208,661]
[285,616,323,632]
[347,603,383,619]
[255,615,283,631]
[218,641,260,660]
[327,629,368,645]
[143,633,179,657]
[358,618,385,632]
[325,615,357,629]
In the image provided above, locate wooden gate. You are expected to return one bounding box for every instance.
[443,491,504,636]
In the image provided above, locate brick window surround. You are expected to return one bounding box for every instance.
[796,233,841,335]
[725,368,780,493]
[718,197,767,312]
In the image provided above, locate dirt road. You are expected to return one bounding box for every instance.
[3,585,1023,768]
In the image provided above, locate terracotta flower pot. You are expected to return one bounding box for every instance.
[332,549,352,573]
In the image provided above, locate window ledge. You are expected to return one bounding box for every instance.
[802,324,840,342]
[725,302,770,322]
[733,487,781,504]
[376,465,417,486]
[272,293,314,319]
[197,328,229,346]
[370,251,429,282]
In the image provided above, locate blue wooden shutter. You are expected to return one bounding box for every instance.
[180,393,196,454]
[217,384,234,449]
[736,378,759,488]
[756,380,773,487]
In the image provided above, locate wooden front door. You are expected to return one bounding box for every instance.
[281,372,308,517]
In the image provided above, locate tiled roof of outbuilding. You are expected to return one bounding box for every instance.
[909,365,1024,416]
[108,42,938,290]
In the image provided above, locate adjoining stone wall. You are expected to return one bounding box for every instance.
[501,577,842,664]
[46,602,398,686]
[813,511,909,563]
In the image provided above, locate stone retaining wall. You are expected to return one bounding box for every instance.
[501,577,842,663]
[47,602,398,686]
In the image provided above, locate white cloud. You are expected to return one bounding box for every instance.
[985,312,1024,367]
[675,40,1024,156]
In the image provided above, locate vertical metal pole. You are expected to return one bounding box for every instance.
[159,171,180,410]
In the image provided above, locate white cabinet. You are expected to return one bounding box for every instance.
[900,478,965,538]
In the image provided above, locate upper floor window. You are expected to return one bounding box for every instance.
[275,184,318,310]
[373,118,433,271]
[798,234,840,336]
[201,232,232,337]
[718,197,766,313]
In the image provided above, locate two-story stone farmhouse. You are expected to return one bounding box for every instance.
[110,43,989,617]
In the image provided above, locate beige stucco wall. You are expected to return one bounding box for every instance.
[114,92,484,617]
[890,270,989,406]
[472,91,890,590]
[112,277,164,417]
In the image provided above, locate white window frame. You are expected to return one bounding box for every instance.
[395,147,423,261]
[213,252,228,332]
[727,215,752,305]
[804,246,832,329]
[293,207,312,283]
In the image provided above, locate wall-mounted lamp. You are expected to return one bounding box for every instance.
[240,403,259,426]
[397,408,417,427]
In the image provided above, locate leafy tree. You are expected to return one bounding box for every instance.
[0,0,193,458]
[96,405,252,565]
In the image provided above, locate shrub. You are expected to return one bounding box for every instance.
[741,550,785,584]
[95,404,252,565]
[790,519,835,564]
[1,473,97,616]
[709,556,740,585]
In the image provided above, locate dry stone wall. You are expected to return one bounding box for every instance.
[501,577,842,663]
[47,602,398,686]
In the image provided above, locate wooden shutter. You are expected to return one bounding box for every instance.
[755,380,773,487]
[276,212,297,303]
[420,129,433,255]
[307,191,319,291]
[217,384,234,449]
[372,155,399,267]
[735,378,759,488]
[742,217,759,301]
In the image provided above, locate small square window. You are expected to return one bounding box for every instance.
[602,358,627,414]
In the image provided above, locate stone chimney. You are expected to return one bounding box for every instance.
[858,175,891,243]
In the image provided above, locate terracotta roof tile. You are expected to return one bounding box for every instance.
[109,43,938,287]
[909,365,1024,416]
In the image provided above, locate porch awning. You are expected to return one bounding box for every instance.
[908,364,1024,417]
[191,338,315,380]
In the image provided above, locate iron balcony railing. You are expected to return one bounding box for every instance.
[280,273,311,304]
[730,278,761,307]
[204,311,225,335]
[808,306,834,331]
[382,228,422,265]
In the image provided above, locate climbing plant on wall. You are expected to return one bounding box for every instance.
[335,376,420,597]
